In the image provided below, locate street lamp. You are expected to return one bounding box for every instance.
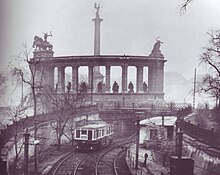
[24,128,30,175]
[23,127,40,175]
[33,138,40,174]
[135,111,144,169]
[135,114,140,169]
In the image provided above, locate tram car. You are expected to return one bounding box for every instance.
[74,123,113,151]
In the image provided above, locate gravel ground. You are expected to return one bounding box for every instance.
[28,143,74,175]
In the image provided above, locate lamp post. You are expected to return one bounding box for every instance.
[34,121,38,174]
[24,128,30,175]
[135,111,145,169]
[135,114,140,169]
[176,131,183,175]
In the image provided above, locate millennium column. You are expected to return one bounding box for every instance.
[93,3,103,57]
[92,3,104,91]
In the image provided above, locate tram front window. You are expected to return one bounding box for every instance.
[76,130,80,138]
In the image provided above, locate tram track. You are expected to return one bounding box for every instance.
[48,135,135,175]
[95,137,134,175]
[47,150,85,175]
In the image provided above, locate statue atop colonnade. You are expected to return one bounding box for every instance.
[33,32,53,51]
[150,38,164,58]
[33,31,54,58]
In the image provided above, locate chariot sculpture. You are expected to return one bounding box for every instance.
[33,32,53,51]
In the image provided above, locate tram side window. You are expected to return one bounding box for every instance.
[76,130,80,138]
[96,129,99,138]
[94,130,96,139]
[102,129,104,136]
[98,129,101,137]
[106,127,109,135]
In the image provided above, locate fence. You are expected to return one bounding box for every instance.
[180,120,220,149]
[98,101,190,114]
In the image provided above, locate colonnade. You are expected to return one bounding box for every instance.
[42,63,164,94]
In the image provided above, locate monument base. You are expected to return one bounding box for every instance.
[33,50,54,58]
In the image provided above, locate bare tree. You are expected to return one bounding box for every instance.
[42,82,89,150]
[180,0,193,11]
[5,95,31,174]
[10,44,47,173]
[11,44,45,117]
[198,30,220,107]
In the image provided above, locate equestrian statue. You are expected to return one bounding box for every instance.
[33,31,53,51]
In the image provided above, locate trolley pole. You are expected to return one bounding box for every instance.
[135,115,140,169]
[24,128,30,175]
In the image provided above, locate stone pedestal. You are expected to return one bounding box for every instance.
[33,50,54,58]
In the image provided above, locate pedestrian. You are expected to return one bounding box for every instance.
[144,152,148,165]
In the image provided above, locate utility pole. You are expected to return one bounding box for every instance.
[24,128,30,175]
[193,68,196,110]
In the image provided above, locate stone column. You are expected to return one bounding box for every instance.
[72,66,79,93]
[34,65,43,87]
[121,65,128,93]
[50,67,54,90]
[136,66,144,93]
[43,66,54,90]
[155,62,164,92]
[88,66,94,92]
[148,62,164,93]
[58,66,65,92]
[105,66,111,92]
[148,65,155,92]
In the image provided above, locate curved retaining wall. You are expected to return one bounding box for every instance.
[0,105,98,166]
[0,105,98,151]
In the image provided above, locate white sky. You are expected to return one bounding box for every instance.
[1,0,220,80]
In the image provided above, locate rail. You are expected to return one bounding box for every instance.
[98,101,190,113]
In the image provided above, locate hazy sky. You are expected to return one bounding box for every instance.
[1,0,220,79]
